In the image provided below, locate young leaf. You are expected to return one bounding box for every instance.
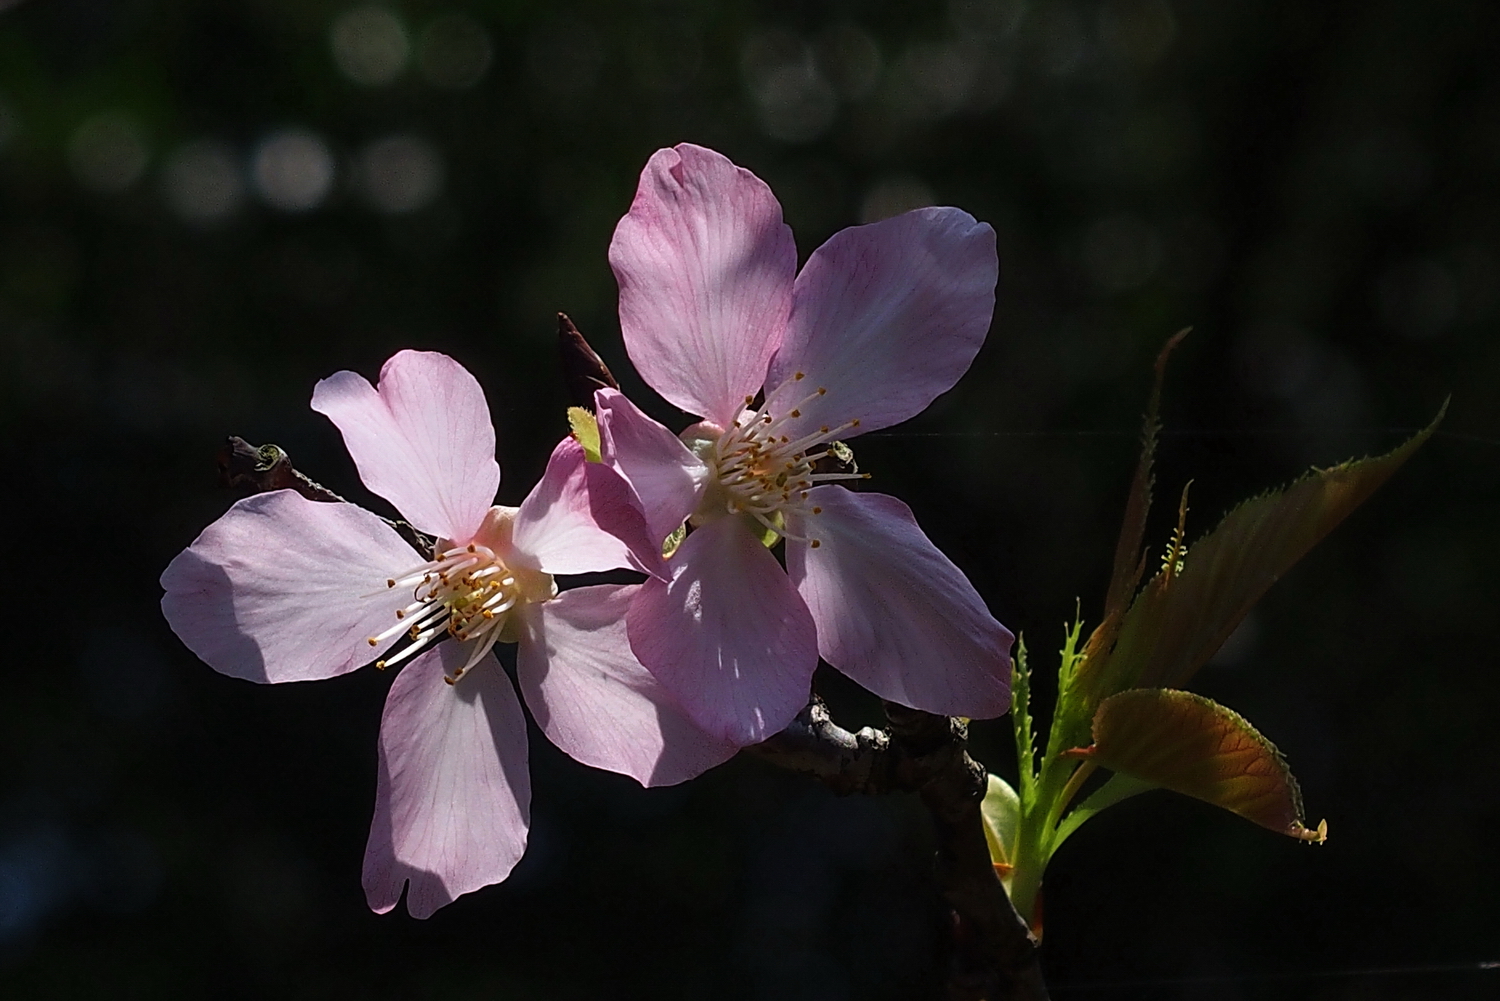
[1092,404,1444,698]
[1080,688,1326,842]
[981,773,1022,870]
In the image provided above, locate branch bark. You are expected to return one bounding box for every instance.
[748,703,1048,1001]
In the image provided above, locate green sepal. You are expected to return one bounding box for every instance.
[661,522,687,559]
[567,406,602,463]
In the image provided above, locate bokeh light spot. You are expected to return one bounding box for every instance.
[356,133,444,214]
[417,14,492,89]
[817,24,882,100]
[860,175,935,223]
[330,6,409,86]
[252,130,336,212]
[67,112,149,194]
[161,139,245,224]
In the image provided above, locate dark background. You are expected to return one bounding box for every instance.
[1,1,1494,998]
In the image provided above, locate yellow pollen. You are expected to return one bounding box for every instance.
[376,660,387,669]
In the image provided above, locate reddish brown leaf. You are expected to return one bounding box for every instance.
[1084,688,1326,841]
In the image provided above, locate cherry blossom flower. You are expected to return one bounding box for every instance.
[596,144,1015,747]
[161,350,734,918]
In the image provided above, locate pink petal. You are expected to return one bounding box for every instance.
[609,144,797,426]
[311,350,500,542]
[594,387,709,553]
[362,643,530,919]
[786,487,1013,718]
[512,436,661,577]
[160,492,418,684]
[515,585,738,787]
[627,517,817,746]
[766,207,998,438]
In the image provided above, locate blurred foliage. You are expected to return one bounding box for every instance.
[0,0,1496,997]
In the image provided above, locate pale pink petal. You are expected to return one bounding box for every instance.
[362,643,529,919]
[609,144,796,426]
[516,585,738,787]
[311,350,500,542]
[786,487,1013,718]
[766,207,998,438]
[595,387,710,552]
[512,436,660,577]
[627,517,817,746]
[160,492,418,684]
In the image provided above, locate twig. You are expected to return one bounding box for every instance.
[217,435,434,555]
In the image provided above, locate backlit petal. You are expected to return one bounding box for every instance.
[628,517,817,746]
[609,144,796,426]
[516,585,738,787]
[512,436,660,576]
[766,207,997,438]
[160,491,416,684]
[786,487,1012,718]
[311,350,500,542]
[595,387,710,554]
[362,643,530,919]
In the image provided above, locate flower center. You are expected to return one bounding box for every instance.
[366,542,555,684]
[689,372,869,547]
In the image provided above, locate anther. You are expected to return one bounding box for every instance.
[810,539,822,548]
[812,506,822,514]
[395,609,405,619]
[790,409,801,418]
[795,372,805,380]
[367,637,378,647]
[386,579,396,588]
[817,387,826,395]
[443,676,455,686]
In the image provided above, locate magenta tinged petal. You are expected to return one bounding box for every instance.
[516,585,738,787]
[161,491,418,683]
[786,487,1012,718]
[609,144,796,426]
[628,517,817,746]
[362,643,530,919]
[766,207,997,438]
[512,436,660,576]
[595,387,709,552]
[311,350,501,542]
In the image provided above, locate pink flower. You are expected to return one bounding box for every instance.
[161,350,734,918]
[597,144,1016,747]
